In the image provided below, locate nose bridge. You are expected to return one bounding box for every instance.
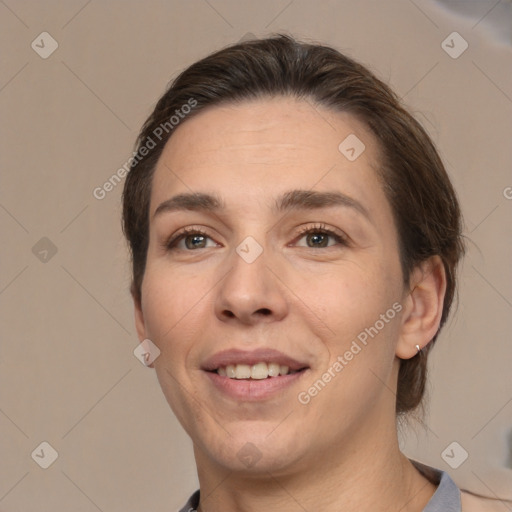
[215,234,287,323]
[227,234,271,302]
[235,235,265,266]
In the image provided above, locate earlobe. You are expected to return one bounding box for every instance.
[396,255,447,359]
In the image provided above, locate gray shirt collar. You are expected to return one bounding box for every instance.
[412,459,461,512]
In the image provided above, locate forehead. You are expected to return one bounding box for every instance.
[149,97,386,216]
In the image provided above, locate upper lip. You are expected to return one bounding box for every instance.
[202,348,309,372]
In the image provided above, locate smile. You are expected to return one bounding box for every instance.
[216,362,303,379]
[202,348,310,400]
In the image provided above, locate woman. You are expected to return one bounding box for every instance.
[122,35,505,511]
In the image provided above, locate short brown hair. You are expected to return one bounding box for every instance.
[122,34,465,415]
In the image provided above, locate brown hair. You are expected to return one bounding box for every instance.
[122,34,465,415]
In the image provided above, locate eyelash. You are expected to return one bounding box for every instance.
[294,223,348,248]
[164,223,348,251]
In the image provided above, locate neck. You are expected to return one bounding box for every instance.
[193,417,436,511]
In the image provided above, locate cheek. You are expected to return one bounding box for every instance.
[315,264,398,335]
[310,263,404,399]
[140,264,212,359]
[302,270,402,420]
[141,267,212,423]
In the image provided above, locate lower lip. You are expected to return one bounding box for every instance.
[204,370,308,401]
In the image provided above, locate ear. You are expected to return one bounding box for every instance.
[396,255,447,359]
[132,289,155,369]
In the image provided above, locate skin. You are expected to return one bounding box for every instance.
[133,97,447,511]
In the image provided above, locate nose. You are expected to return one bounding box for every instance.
[214,242,288,326]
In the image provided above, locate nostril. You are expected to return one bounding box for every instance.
[221,308,272,319]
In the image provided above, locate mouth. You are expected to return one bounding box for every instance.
[202,348,310,400]
[213,362,306,380]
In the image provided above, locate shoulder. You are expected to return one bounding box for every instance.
[461,489,512,512]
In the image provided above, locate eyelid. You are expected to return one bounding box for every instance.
[162,222,350,251]
[292,223,349,247]
[163,225,219,250]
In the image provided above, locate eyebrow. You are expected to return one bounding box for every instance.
[153,189,371,221]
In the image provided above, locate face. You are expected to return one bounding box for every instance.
[134,97,408,475]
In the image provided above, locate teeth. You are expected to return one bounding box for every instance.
[216,362,298,379]
[235,364,251,379]
[251,362,268,380]
[268,363,280,377]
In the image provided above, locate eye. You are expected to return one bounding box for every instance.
[165,228,218,251]
[163,224,348,252]
[294,224,348,248]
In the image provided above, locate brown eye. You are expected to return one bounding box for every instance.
[165,229,218,251]
[305,232,330,248]
[295,226,347,249]
[184,234,208,249]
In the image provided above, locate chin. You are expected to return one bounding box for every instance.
[197,424,308,475]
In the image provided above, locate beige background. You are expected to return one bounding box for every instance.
[1,0,511,510]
